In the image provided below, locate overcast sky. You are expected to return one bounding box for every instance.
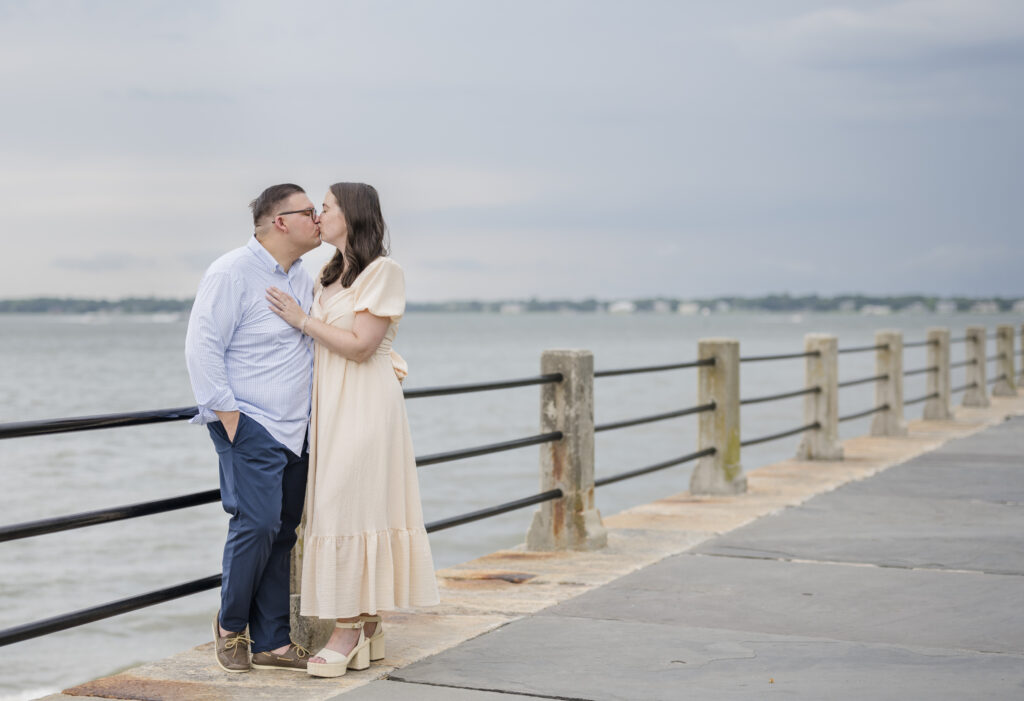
[1,0,1021,301]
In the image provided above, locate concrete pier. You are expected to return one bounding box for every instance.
[44,393,1024,701]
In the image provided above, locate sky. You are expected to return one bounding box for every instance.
[0,0,1022,302]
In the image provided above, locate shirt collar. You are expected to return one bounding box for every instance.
[247,235,303,277]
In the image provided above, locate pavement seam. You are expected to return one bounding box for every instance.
[690,550,1024,577]
[385,676,596,701]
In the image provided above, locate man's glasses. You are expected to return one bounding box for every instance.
[275,207,318,221]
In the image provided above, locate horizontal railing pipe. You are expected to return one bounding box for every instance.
[949,359,978,369]
[594,403,715,433]
[904,392,940,406]
[740,422,820,447]
[0,489,221,543]
[595,448,716,488]
[594,358,713,378]
[838,343,889,355]
[739,351,820,363]
[426,489,563,533]
[416,431,562,467]
[903,339,938,348]
[838,404,890,423]
[0,406,199,440]
[903,366,938,377]
[951,382,980,394]
[740,387,820,406]
[0,574,221,647]
[838,373,889,389]
[402,373,563,399]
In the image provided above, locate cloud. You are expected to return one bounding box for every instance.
[744,0,1024,72]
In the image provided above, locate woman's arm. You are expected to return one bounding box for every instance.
[266,286,390,363]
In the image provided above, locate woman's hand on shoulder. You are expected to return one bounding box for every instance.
[266,286,307,329]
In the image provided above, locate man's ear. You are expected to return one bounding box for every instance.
[273,216,287,233]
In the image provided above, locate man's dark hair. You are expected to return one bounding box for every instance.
[249,183,305,225]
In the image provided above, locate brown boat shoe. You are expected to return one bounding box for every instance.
[252,643,311,671]
[212,614,252,673]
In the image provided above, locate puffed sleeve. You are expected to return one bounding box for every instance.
[354,257,405,321]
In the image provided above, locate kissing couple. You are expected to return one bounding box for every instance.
[184,182,439,677]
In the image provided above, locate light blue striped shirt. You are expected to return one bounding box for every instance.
[184,236,314,455]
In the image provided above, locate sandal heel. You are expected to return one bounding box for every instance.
[349,643,370,671]
[369,636,385,661]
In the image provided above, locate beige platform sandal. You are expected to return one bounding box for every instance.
[306,622,370,678]
[361,615,385,661]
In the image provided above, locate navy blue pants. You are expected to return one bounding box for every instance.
[208,413,307,653]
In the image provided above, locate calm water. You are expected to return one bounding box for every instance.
[1,311,1019,699]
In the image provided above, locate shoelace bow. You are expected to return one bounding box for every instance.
[293,645,311,659]
[223,632,253,650]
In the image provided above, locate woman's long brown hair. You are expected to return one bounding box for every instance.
[320,182,390,288]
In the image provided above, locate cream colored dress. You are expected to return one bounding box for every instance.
[300,256,439,618]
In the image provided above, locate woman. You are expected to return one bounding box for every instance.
[266,182,439,678]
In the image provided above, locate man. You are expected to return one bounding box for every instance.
[185,183,321,673]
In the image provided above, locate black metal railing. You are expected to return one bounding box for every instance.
[904,392,940,406]
[595,403,715,433]
[741,422,820,447]
[838,343,888,354]
[903,365,938,377]
[838,373,888,388]
[740,387,819,406]
[838,404,890,423]
[740,351,819,363]
[594,358,713,378]
[0,353,727,648]
[416,432,562,467]
[595,448,715,487]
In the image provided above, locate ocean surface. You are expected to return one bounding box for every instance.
[1,310,1020,699]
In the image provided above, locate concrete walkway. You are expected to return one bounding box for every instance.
[49,396,1024,700]
[345,416,1024,700]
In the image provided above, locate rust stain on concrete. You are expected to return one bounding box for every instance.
[442,571,537,584]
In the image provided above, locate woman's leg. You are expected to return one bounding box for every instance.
[310,616,362,663]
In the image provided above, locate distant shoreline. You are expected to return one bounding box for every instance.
[1,294,1022,315]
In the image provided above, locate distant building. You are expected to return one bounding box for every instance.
[861,304,892,316]
[1013,300,1024,314]
[608,301,636,314]
[652,300,672,313]
[838,300,856,313]
[499,303,524,314]
[935,300,958,314]
[971,301,999,314]
[901,301,928,314]
[676,302,700,315]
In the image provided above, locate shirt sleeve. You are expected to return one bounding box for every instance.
[184,270,242,420]
[353,257,405,321]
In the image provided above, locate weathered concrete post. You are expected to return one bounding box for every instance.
[923,327,953,420]
[870,330,907,436]
[796,334,843,460]
[1020,324,1024,383]
[992,324,1017,396]
[291,527,333,650]
[526,349,607,551]
[962,326,989,407]
[690,339,746,494]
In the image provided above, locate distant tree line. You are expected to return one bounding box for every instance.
[0,297,193,314]
[0,294,1020,315]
